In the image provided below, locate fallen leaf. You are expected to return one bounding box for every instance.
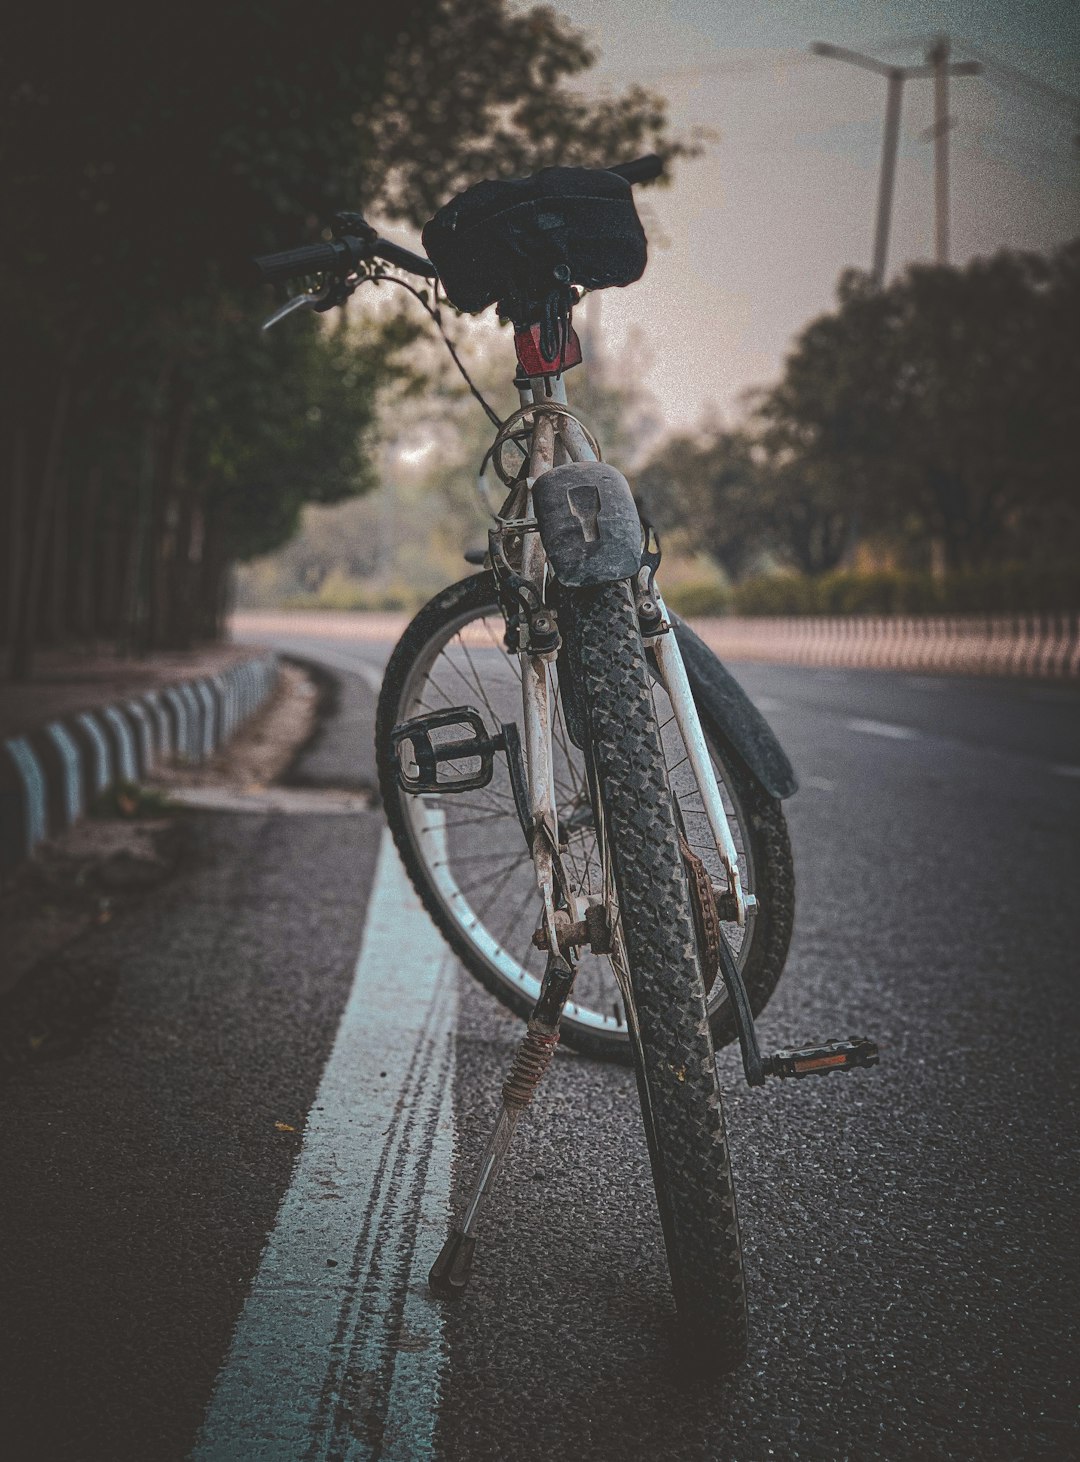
[275,1121,296,1132]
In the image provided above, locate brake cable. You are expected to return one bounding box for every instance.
[367,271,504,430]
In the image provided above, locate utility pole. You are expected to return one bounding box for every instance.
[927,35,962,263]
[811,40,980,284]
[876,67,905,286]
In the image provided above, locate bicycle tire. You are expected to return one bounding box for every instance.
[375,572,794,1064]
[565,579,748,1367]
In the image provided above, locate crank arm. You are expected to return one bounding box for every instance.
[716,932,880,1087]
[717,932,768,1086]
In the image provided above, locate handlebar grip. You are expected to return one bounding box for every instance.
[253,240,345,284]
[373,240,438,279]
[607,154,664,185]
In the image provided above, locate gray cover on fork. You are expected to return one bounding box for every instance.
[532,459,797,799]
[532,461,643,588]
[668,611,799,801]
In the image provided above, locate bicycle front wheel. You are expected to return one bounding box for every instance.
[565,578,747,1368]
[376,572,792,1065]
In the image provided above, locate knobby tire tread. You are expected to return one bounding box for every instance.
[568,580,748,1370]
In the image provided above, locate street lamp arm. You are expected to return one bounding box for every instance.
[810,46,979,81]
[809,42,894,77]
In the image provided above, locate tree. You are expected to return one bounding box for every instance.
[756,243,1080,573]
[637,428,766,580]
[2,1,688,674]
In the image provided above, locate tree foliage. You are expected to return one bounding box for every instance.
[643,240,1080,587]
[2,1,684,674]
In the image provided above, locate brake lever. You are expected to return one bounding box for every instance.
[261,271,363,330]
[261,292,320,331]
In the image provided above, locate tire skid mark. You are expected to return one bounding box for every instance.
[192,831,457,1462]
[329,1036,453,1459]
[306,974,454,1459]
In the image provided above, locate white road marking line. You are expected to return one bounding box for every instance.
[845,718,919,741]
[193,830,457,1461]
[1052,764,1080,779]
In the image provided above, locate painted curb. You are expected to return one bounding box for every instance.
[0,654,278,868]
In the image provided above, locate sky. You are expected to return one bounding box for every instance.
[545,0,1080,425]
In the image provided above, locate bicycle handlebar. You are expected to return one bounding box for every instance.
[372,239,438,278]
[254,239,347,284]
[253,233,436,286]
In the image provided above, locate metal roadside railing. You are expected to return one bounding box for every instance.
[0,655,279,867]
[688,612,1080,679]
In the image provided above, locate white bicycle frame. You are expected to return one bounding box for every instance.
[506,370,749,951]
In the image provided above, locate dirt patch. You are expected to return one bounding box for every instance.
[148,660,319,794]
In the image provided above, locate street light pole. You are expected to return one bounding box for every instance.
[874,68,905,286]
[810,40,980,284]
[925,35,975,264]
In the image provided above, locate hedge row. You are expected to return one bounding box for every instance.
[665,564,1080,618]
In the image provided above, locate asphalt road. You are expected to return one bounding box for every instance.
[3,630,1078,1462]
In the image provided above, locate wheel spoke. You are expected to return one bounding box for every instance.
[389,582,774,1055]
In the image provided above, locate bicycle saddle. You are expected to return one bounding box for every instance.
[422,166,647,321]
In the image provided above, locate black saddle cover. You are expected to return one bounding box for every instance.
[422,166,647,318]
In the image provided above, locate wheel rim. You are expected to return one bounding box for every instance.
[392,595,758,1048]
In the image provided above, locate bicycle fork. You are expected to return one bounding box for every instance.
[432,400,582,1296]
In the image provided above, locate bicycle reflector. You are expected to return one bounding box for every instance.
[514,322,583,377]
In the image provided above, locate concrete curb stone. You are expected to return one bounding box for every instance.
[0,655,278,867]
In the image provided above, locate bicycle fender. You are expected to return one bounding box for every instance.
[532,461,642,588]
[669,611,799,801]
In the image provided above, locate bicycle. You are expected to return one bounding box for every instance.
[256,156,878,1371]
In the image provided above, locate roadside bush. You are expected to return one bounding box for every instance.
[281,571,425,612]
[729,575,821,616]
[663,580,730,617]
[725,563,1080,617]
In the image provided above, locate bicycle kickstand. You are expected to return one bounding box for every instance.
[429,952,574,1298]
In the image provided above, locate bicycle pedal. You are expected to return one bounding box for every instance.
[391,706,503,794]
[766,1037,879,1079]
